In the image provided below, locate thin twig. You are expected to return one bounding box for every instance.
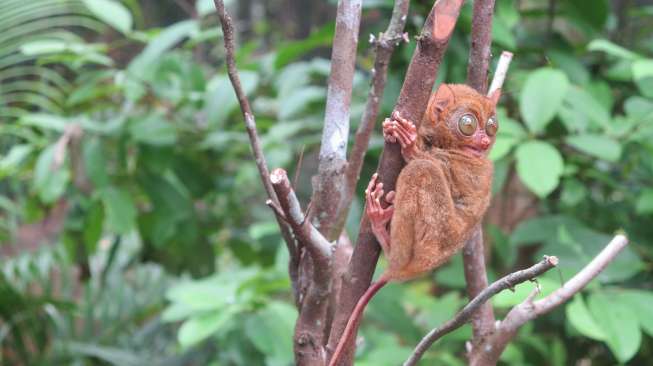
[404,256,559,366]
[469,235,629,366]
[213,0,300,300]
[338,0,410,233]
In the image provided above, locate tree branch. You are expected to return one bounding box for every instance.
[310,0,363,241]
[338,0,410,232]
[404,256,559,366]
[270,169,334,365]
[213,0,300,301]
[466,0,496,93]
[469,234,629,366]
[327,1,464,364]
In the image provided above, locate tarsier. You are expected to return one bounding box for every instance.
[329,84,500,366]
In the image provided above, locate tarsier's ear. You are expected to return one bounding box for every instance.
[433,84,455,112]
[488,88,502,106]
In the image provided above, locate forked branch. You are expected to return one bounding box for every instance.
[404,256,559,366]
[469,235,629,366]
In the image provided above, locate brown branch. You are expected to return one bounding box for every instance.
[463,47,513,344]
[270,169,334,365]
[213,0,300,301]
[327,1,464,364]
[310,0,363,241]
[469,235,629,366]
[466,0,496,93]
[338,0,410,232]
[404,256,559,366]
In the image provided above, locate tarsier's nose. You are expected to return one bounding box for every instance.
[479,136,491,149]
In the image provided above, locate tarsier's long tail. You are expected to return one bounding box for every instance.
[328,277,389,366]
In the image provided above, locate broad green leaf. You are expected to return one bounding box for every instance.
[489,136,518,161]
[33,145,70,203]
[587,39,642,60]
[563,87,610,130]
[83,0,133,34]
[588,292,641,363]
[178,306,240,348]
[566,295,606,340]
[566,134,621,162]
[632,60,653,98]
[204,72,259,126]
[275,24,335,69]
[245,301,297,365]
[129,115,177,146]
[128,20,198,78]
[83,200,104,252]
[519,68,569,133]
[0,144,32,176]
[83,138,109,188]
[624,96,653,120]
[635,189,653,214]
[279,86,325,120]
[492,278,558,307]
[620,290,653,337]
[100,187,136,234]
[515,141,564,197]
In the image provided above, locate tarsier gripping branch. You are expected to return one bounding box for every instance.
[329,84,501,366]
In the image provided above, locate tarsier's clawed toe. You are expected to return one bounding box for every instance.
[365,173,394,229]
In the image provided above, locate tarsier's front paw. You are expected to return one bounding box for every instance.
[365,173,395,229]
[382,111,418,161]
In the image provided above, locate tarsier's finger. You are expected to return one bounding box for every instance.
[394,127,411,145]
[385,191,395,203]
[373,183,384,200]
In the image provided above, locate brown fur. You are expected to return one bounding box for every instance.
[383,84,498,281]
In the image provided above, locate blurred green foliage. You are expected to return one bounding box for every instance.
[1,0,653,365]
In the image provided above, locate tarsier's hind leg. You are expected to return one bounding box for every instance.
[388,159,457,279]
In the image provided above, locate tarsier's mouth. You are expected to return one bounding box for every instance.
[462,145,488,157]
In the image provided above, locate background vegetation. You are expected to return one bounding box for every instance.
[1,0,652,365]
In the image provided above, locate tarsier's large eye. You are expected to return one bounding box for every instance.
[458,114,477,136]
[486,116,498,136]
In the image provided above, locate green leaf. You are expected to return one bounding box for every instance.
[515,141,564,197]
[519,68,570,133]
[632,60,653,98]
[563,86,611,130]
[100,187,136,234]
[128,20,198,78]
[620,290,653,337]
[566,134,622,162]
[83,0,133,34]
[588,292,641,363]
[245,301,297,365]
[204,72,259,126]
[83,138,109,188]
[275,24,335,69]
[566,295,606,341]
[129,115,177,146]
[492,278,558,307]
[0,144,32,177]
[33,145,70,203]
[489,136,518,161]
[20,113,68,132]
[178,306,240,348]
[635,189,653,214]
[587,39,642,60]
